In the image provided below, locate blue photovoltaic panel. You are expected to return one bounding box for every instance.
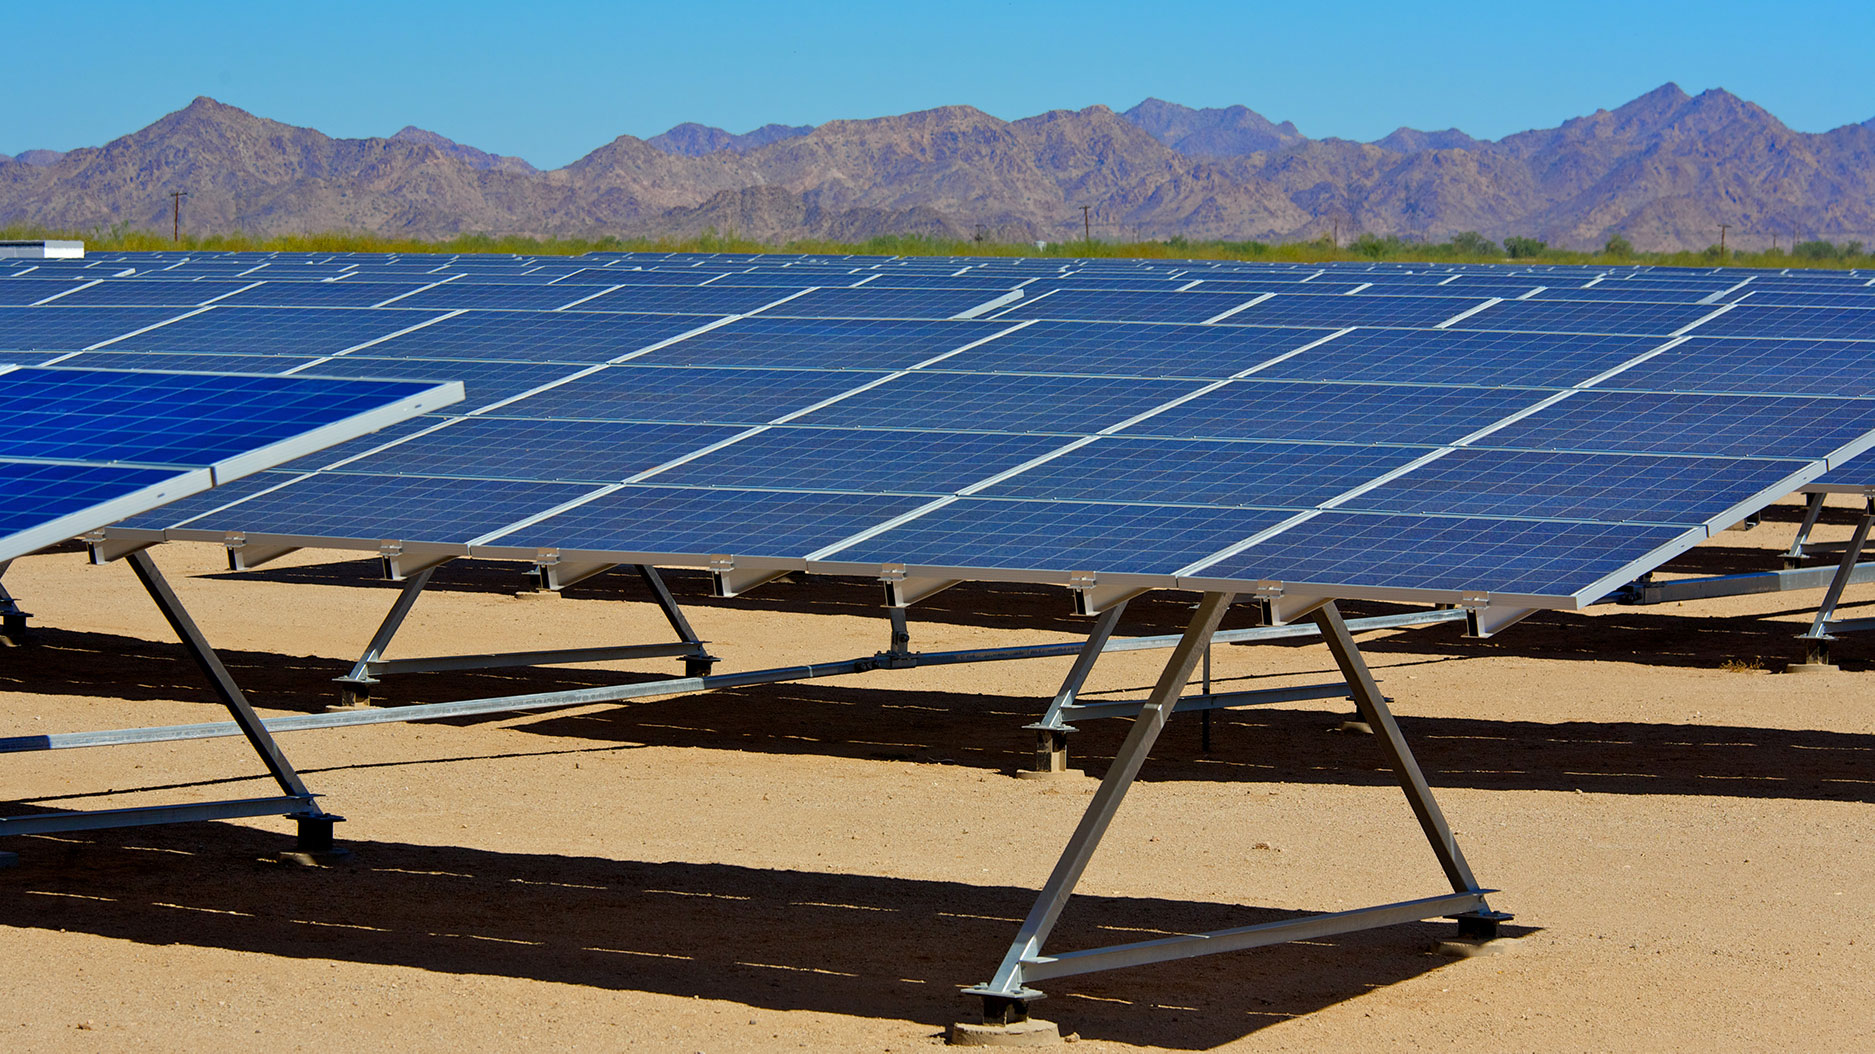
[0,366,454,468]
[1600,337,1875,398]
[1225,293,1490,329]
[1250,329,1664,387]
[1687,304,1875,341]
[649,427,1064,494]
[710,270,866,288]
[336,419,747,483]
[1527,285,1723,305]
[0,306,189,350]
[630,316,998,370]
[1730,291,1875,309]
[1190,512,1692,598]
[54,280,256,307]
[496,365,892,425]
[272,418,440,473]
[1179,279,1369,295]
[823,498,1293,577]
[217,281,434,308]
[1450,298,1717,335]
[1338,448,1813,524]
[790,371,1208,434]
[760,286,1010,320]
[290,356,582,405]
[0,365,463,561]
[0,280,91,306]
[975,437,1431,507]
[360,310,717,363]
[937,320,1328,379]
[990,289,1260,324]
[548,268,725,286]
[574,285,811,316]
[57,350,323,375]
[854,274,1027,291]
[386,284,608,312]
[1480,390,1875,460]
[492,485,930,558]
[1423,276,1551,297]
[0,459,196,538]
[162,471,595,544]
[102,306,447,356]
[1122,380,1543,445]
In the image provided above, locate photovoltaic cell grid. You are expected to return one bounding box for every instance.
[14,250,1875,611]
[0,363,462,564]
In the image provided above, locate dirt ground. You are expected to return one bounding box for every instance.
[0,496,1871,1052]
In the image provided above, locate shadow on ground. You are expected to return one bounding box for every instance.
[0,820,1529,1048]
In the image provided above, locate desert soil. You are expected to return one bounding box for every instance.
[0,496,1870,1052]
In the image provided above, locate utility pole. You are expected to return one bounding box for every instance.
[170,190,188,245]
[1332,218,1339,247]
[1718,223,1730,255]
[1081,205,1091,244]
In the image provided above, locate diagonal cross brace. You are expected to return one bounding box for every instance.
[967,594,1503,1011]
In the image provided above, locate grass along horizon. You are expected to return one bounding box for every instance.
[6,224,1872,271]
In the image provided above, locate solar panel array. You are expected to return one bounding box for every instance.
[7,248,1875,610]
[0,363,462,564]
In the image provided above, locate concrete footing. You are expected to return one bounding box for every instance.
[1014,767,1087,781]
[1784,661,1840,674]
[948,1018,1062,1046]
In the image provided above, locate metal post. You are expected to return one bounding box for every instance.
[1796,497,1875,668]
[971,592,1233,1009]
[1310,601,1502,933]
[127,549,314,801]
[334,566,437,706]
[0,566,29,646]
[1785,493,1827,569]
[635,565,717,677]
[1024,601,1128,775]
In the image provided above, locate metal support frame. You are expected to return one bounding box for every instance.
[0,550,333,848]
[964,597,1503,1017]
[1785,493,1829,569]
[0,563,29,645]
[1797,497,1875,664]
[333,563,716,705]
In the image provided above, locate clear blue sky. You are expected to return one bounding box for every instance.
[11,0,1874,168]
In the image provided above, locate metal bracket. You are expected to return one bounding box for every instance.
[84,534,157,564]
[377,542,455,581]
[1249,583,1329,625]
[532,552,620,591]
[1461,594,1534,637]
[1068,572,1147,616]
[880,565,960,608]
[709,556,790,598]
[223,533,301,571]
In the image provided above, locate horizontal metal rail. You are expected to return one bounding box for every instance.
[0,609,1459,754]
[362,641,705,678]
[0,795,318,837]
[1057,682,1351,723]
[1017,890,1492,982]
[1608,561,1875,605]
[1824,616,1875,635]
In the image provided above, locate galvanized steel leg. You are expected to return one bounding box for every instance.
[0,563,28,646]
[971,592,1231,1008]
[1310,601,1505,933]
[333,565,437,706]
[1024,601,1128,774]
[1784,493,1828,569]
[125,549,335,849]
[1797,497,1875,667]
[636,566,717,677]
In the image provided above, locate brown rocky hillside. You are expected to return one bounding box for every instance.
[2,85,1871,250]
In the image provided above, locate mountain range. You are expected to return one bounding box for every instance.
[2,84,1871,251]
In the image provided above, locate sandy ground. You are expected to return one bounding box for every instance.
[0,496,1871,1052]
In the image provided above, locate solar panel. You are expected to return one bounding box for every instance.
[1689,304,1875,340]
[0,364,463,563]
[0,306,188,350]
[990,289,1259,324]
[218,280,436,308]
[98,306,449,356]
[54,280,258,307]
[51,250,1875,614]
